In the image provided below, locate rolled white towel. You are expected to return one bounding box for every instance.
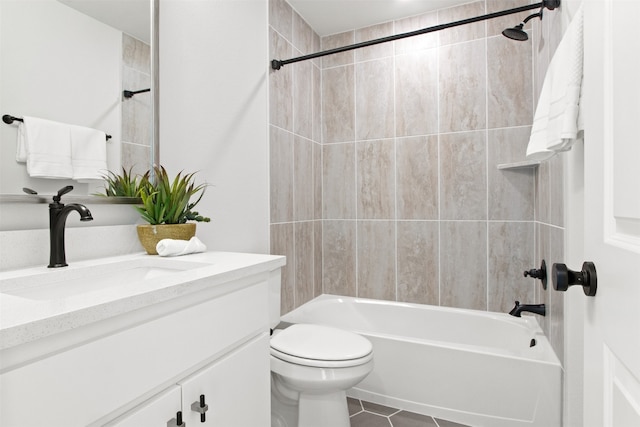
[156,236,207,257]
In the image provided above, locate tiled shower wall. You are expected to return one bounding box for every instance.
[121,34,152,176]
[531,3,566,363]
[270,0,565,360]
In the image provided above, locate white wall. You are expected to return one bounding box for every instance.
[0,0,122,195]
[159,0,270,254]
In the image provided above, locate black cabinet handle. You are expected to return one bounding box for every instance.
[191,394,209,423]
[167,411,185,427]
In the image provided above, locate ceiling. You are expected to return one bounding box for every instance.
[56,0,474,44]
[58,0,151,44]
[287,0,474,36]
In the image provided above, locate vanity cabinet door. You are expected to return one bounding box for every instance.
[106,386,182,427]
[179,332,270,426]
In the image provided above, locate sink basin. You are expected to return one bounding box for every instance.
[0,258,210,301]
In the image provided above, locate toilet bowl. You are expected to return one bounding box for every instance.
[270,323,374,427]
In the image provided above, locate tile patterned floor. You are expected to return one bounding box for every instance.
[348,398,471,427]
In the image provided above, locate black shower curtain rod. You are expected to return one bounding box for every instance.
[271,0,560,70]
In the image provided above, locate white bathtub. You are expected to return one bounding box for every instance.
[280,294,562,427]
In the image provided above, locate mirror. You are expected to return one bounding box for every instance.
[0,0,157,199]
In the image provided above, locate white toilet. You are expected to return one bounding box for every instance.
[267,273,373,427]
[269,323,374,427]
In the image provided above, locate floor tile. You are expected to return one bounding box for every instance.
[347,397,363,416]
[362,400,399,416]
[350,411,393,427]
[435,418,470,427]
[390,410,439,427]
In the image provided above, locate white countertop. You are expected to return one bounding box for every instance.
[0,252,285,350]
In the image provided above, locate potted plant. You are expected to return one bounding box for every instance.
[135,165,210,255]
[96,167,149,198]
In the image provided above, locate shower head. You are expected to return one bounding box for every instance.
[502,8,543,41]
[502,23,529,41]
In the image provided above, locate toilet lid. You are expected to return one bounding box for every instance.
[270,324,372,362]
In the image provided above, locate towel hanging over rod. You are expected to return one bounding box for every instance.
[271,0,560,70]
[2,114,112,140]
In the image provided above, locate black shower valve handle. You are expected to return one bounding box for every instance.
[523,260,547,289]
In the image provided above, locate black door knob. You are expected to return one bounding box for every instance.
[552,262,597,296]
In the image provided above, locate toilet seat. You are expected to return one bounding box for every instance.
[270,324,373,368]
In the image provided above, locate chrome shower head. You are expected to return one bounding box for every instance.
[502,23,529,41]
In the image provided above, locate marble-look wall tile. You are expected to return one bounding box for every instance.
[440,131,487,220]
[535,160,550,224]
[396,136,438,220]
[394,12,438,54]
[312,65,322,142]
[488,221,535,312]
[314,220,323,296]
[487,36,533,129]
[357,139,395,219]
[548,154,564,227]
[397,221,439,304]
[356,58,394,140]
[322,65,355,143]
[271,223,295,314]
[121,142,151,176]
[322,31,355,68]
[536,223,565,363]
[295,221,315,307]
[357,221,396,300]
[323,143,356,219]
[547,225,565,364]
[439,40,486,132]
[294,60,313,139]
[270,126,293,223]
[269,0,292,41]
[395,50,438,137]
[488,127,535,220]
[355,22,394,62]
[313,142,322,220]
[323,220,357,296]
[440,221,488,310]
[292,10,314,54]
[122,68,151,146]
[122,34,150,73]
[438,1,486,46]
[294,136,314,220]
[270,28,293,131]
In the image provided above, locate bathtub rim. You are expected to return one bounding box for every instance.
[282,294,561,366]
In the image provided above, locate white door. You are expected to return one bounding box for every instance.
[582,0,640,425]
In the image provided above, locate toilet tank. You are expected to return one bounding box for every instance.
[268,267,282,329]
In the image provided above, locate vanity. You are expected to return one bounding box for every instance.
[0,252,285,426]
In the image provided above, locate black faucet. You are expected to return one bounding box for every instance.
[48,186,93,268]
[509,301,546,317]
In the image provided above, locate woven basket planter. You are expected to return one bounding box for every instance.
[136,223,196,255]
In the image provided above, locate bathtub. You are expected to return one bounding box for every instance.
[280,294,561,427]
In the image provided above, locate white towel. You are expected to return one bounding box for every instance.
[156,236,207,257]
[18,116,73,179]
[70,125,108,180]
[526,5,584,161]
